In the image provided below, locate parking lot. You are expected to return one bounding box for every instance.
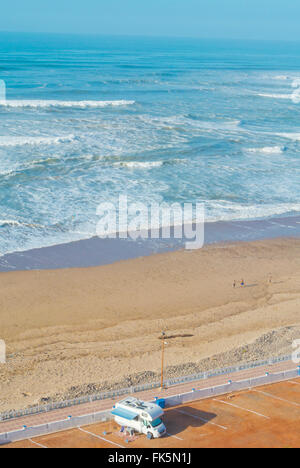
[3,378,300,448]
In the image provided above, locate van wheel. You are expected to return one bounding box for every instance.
[147,432,153,440]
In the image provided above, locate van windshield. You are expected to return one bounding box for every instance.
[151,418,162,427]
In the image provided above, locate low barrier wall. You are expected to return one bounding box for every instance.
[163,368,298,407]
[0,410,112,445]
[0,367,297,445]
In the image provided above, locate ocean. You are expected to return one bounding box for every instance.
[1,32,300,257]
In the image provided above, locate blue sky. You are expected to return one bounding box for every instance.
[1,0,300,40]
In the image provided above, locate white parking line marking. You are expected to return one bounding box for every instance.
[253,390,300,407]
[166,432,184,441]
[175,409,228,431]
[29,438,47,448]
[78,427,125,448]
[289,380,300,386]
[213,398,270,419]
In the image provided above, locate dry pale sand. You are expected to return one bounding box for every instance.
[0,237,300,412]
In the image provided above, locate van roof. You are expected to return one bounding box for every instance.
[115,397,163,420]
[111,406,137,420]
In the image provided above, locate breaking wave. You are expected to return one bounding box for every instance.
[257,93,293,100]
[0,135,75,147]
[114,161,164,169]
[0,99,135,109]
[247,146,285,154]
[275,133,300,141]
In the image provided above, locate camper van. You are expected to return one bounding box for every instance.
[111,397,166,439]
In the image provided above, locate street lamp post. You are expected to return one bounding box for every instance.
[160,331,166,390]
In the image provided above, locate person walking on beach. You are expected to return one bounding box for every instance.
[233,280,236,288]
[269,274,272,284]
[241,278,245,287]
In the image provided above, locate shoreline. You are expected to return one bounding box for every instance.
[0,236,300,412]
[1,213,300,272]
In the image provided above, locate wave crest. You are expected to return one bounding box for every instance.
[115,161,164,169]
[276,133,300,141]
[0,135,75,147]
[247,146,284,154]
[0,99,135,109]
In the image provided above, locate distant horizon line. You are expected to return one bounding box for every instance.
[1,29,300,44]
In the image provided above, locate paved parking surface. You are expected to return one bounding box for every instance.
[3,378,300,448]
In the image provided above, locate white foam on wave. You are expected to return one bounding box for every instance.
[206,200,300,223]
[114,158,188,170]
[0,219,45,229]
[115,161,164,169]
[0,99,135,109]
[139,115,241,133]
[0,135,75,147]
[247,146,284,154]
[0,219,23,228]
[257,93,292,100]
[275,132,300,141]
[273,75,290,81]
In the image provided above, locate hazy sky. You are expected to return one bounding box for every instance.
[1,0,300,41]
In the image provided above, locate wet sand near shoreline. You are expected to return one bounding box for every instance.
[0,214,300,272]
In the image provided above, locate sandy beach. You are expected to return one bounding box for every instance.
[0,236,300,412]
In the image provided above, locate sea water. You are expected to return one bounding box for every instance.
[0,33,300,255]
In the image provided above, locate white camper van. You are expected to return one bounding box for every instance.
[111,397,166,439]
